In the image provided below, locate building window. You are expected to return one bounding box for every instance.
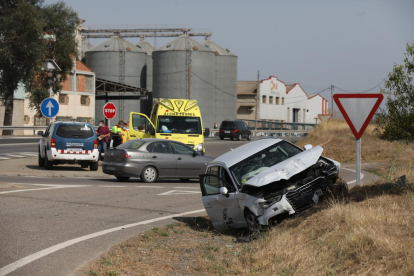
[56,116,72,122]
[85,75,93,93]
[262,95,267,104]
[269,96,274,104]
[276,97,280,105]
[68,74,74,91]
[34,116,49,126]
[80,96,90,106]
[77,117,93,123]
[282,97,285,105]
[59,94,69,105]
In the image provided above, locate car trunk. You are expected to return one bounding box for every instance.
[104,148,129,163]
[220,122,236,131]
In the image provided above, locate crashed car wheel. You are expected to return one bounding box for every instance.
[245,211,262,240]
[141,166,158,183]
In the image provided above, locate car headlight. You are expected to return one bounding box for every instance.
[195,143,203,152]
[258,195,282,209]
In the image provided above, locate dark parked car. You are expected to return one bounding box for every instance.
[219,120,252,141]
[103,138,215,182]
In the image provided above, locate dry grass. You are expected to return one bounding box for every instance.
[81,120,414,276]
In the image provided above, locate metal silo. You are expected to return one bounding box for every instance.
[203,40,238,125]
[81,40,94,62]
[85,35,147,123]
[153,35,216,129]
[136,38,156,117]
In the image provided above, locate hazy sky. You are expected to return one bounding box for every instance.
[45,0,414,102]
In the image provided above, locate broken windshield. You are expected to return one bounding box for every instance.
[229,141,303,188]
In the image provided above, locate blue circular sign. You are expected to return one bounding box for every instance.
[40,98,60,118]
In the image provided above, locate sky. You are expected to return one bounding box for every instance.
[45,0,414,104]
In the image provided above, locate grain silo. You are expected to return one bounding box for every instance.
[153,35,216,129]
[136,38,156,117]
[81,40,94,62]
[203,39,238,124]
[85,35,147,123]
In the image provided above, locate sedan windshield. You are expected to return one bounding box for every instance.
[157,116,202,134]
[229,141,303,188]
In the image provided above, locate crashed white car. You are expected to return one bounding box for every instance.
[199,138,340,232]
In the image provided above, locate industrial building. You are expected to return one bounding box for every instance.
[237,76,329,124]
[81,28,237,129]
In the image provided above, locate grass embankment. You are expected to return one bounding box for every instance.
[83,120,414,276]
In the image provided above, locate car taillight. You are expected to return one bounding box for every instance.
[94,139,98,149]
[51,138,56,148]
[219,129,223,133]
[122,153,131,158]
[234,129,239,133]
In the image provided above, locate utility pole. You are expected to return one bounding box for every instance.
[330,85,334,117]
[255,70,260,131]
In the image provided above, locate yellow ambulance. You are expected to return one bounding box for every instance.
[128,99,207,153]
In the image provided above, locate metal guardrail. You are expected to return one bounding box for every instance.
[207,129,310,138]
[0,126,48,136]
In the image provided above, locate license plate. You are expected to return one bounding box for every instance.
[68,148,82,153]
[225,131,231,133]
[312,192,319,203]
[105,166,116,171]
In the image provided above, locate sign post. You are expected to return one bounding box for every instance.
[333,93,384,186]
[103,102,116,129]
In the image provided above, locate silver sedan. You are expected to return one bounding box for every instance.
[103,138,215,182]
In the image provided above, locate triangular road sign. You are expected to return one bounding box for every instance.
[333,93,384,139]
[318,114,332,122]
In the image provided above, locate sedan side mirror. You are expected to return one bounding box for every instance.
[303,144,313,150]
[38,131,44,136]
[219,187,229,197]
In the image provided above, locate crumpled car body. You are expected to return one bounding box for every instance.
[199,138,340,231]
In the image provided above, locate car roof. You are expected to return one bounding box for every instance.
[134,138,185,144]
[212,138,284,168]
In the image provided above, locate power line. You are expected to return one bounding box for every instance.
[334,79,385,93]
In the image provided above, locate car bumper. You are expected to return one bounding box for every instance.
[256,177,329,225]
[102,162,142,177]
[47,149,99,162]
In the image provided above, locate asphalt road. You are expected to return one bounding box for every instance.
[0,137,379,276]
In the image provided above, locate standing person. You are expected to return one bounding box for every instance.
[111,120,124,148]
[121,122,129,143]
[96,120,110,162]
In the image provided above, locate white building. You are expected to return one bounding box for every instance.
[237,76,328,124]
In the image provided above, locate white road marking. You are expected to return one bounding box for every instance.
[5,155,25,158]
[0,209,206,276]
[341,168,365,184]
[158,190,201,195]
[174,187,199,189]
[136,186,164,188]
[0,142,38,147]
[0,157,10,160]
[0,184,90,195]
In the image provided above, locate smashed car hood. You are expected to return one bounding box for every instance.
[244,146,324,187]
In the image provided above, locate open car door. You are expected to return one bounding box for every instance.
[129,112,156,139]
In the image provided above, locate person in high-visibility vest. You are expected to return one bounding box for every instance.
[111,120,124,148]
[120,122,129,144]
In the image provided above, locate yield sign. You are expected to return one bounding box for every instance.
[333,94,384,139]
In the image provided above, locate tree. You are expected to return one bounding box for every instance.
[26,2,79,114]
[0,0,45,135]
[0,0,79,135]
[377,43,414,141]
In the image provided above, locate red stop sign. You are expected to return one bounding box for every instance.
[103,102,116,119]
